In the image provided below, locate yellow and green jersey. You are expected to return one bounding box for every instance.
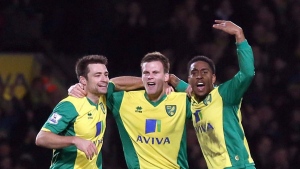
[177,40,255,169]
[41,96,107,169]
[107,90,192,169]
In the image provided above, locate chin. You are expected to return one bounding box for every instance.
[195,91,206,97]
[98,90,107,95]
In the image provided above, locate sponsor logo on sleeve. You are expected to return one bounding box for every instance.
[48,112,62,125]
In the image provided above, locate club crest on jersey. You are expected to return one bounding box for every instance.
[48,112,62,125]
[165,105,176,116]
[203,94,212,106]
[99,102,106,114]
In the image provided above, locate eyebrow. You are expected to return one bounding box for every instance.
[94,71,109,74]
[191,67,209,71]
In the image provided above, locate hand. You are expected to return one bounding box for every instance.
[73,137,98,160]
[68,83,86,98]
[165,82,174,95]
[185,85,192,98]
[212,20,245,43]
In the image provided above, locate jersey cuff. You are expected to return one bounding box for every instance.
[175,80,188,92]
[41,128,51,132]
[236,39,249,49]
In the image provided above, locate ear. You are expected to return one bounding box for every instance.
[212,74,216,84]
[79,76,87,85]
[164,73,169,82]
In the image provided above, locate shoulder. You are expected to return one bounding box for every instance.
[56,96,87,111]
[167,92,188,101]
[61,96,86,103]
[117,90,145,96]
[169,91,187,97]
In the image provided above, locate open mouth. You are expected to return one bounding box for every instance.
[197,82,204,87]
[147,82,155,86]
[196,82,205,91]
[98,83,108,87]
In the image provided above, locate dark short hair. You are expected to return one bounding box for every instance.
[187,55,216,74]
[141,52,170,73]
[75,55,108,80]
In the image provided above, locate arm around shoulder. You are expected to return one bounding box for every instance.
[110,76,144,91]
[169,74,189,92]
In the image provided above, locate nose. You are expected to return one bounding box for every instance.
[147,73,154,79]
[100,75,109,82]
[196,73,203,79]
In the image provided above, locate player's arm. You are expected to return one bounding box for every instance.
[111,76,174,94]
[35,101,97,160]
[68,83,86,98]
[36,130,97,160]
[68,76,144,98]
[212,20,245,43]
[110,76,143,91]
[36,130,79,148]
[169,74,192,96]
[214,20,254,102]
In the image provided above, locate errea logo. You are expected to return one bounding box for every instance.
[88,112,93,119]
[135,106,142,113]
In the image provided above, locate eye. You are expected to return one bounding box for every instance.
[190,71,198,77]
[201,70,208,74]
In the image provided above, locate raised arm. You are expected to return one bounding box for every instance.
[212,20,245,43]
[213,20,254,101]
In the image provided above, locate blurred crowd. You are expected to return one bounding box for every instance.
[1,0,300,169]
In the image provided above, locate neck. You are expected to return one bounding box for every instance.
[195,95,206,103]
[86,93,100,104]
[147,91,165,102]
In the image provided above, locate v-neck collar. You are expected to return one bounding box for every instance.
[144,91,167,107]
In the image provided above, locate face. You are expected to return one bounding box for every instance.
[141,61,169,101]
[188,61,216,101]
[81,63,109,96]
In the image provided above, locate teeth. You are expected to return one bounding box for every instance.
[148,82,155,85]
[197,82,204,87]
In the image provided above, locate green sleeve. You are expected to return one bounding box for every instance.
[107,91,124,117]
[42,101,78,134]
[219,40,255,103]
[175,80,189,92]
[107,82,115,98]
[106,82,115,111]
[186,96,192,119]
